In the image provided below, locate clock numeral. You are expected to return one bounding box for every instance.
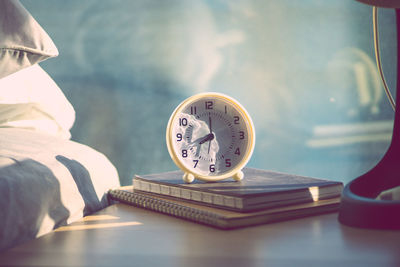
[193,160,199,168]
[179,118,188,126]
[234,116,240,124]
[235,148,241,155]
[224,105,227,114]
[176,133,183,141]
[225,158,231,168]
[239,131,245,140]
[205,101,213,110]
[209,164,215,172]
[182,149,188,158]
[190,106,197,115]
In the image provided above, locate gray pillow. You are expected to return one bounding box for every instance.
[0,0,58,79]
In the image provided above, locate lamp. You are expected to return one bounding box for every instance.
[338,1,400,229]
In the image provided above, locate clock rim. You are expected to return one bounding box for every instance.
[166,92,255,182]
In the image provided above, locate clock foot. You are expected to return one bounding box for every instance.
[183,173,195,183]
[233,170,244,181]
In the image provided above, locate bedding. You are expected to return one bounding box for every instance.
[0,0,120,252]
[0,0,74,140]
[0,128,120,251]
[0,0,58,79]
[0,64,76,139]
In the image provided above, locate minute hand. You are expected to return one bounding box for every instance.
[207,116,212,154]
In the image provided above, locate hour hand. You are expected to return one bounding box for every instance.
[199,133,214,145]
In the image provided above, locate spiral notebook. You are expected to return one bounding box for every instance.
[108,186,341,229]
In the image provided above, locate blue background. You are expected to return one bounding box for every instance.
[22,0,397,185]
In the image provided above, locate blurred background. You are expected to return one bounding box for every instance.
[22,0,396,185]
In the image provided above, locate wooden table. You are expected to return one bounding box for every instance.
[1,203,399,266]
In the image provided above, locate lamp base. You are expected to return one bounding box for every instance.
[338,146,400,229]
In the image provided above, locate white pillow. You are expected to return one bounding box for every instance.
[0,65,75,139]
[0,0,58,79]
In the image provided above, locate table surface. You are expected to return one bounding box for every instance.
[1,203,400,267]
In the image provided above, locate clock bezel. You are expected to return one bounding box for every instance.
[166,92,255,182]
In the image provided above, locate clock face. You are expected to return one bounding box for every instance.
[166,92,255,181]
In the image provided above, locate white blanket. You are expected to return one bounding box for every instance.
[0,128,120,251]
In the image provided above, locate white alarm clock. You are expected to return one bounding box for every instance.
[166,92,255,183]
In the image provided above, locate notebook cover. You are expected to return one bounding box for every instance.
[133,168,343,212]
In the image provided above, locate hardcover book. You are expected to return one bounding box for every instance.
[132,168,343,212]
[108,187,341,229]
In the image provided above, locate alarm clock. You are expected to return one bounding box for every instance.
[166,92,255,183]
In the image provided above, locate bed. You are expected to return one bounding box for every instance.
[0,0,120,251]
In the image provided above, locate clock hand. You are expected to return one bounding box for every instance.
[199,133,214,145]
[192,116,215,154]
[209,116,212,133]
[193,133,214,157]
[208,115,212,154]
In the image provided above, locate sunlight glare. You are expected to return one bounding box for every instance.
[308,186,320,201]
[55,221,142,232]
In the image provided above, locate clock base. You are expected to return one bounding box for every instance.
[183,173,195,183]
[233,170,244,181]
[182,170,244,183]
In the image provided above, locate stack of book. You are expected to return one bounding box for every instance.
[108,168,343,229]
